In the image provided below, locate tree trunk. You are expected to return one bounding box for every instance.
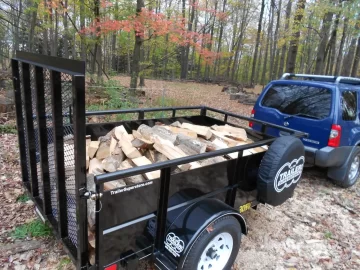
[277,0,292,78]
[261,4,274,85]
[250,0,265,86]
[111,0,119,70]
[342,38,357,76]
[213,0,227,77]
[63,0,69,58]
[334,17,348,75]
[42,0,48,55]
[327,12,340,75]
[314,11,334,74]
[80,0,86,60]
[286,0,306,73]
[180,0,187,79]
[351,37,360,77]
[130,0,145,90]
[28,4,38,52]
[271,0,282,80]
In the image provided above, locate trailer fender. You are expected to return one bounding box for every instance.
[160,197,246,265]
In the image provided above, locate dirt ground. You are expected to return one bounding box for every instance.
[1,77,360,269]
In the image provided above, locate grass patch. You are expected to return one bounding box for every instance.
[58,257,72,269]
[16,193,30,202]
[11,219,52,239]
[0,124,17,134]
[324,231,332,239]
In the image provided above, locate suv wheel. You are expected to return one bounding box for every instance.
[332,148,360,188]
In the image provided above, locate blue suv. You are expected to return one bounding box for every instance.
[251,73,360,188]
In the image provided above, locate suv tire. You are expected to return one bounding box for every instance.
[331,147,360,188]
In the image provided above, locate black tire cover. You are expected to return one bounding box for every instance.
[257,136,305,206]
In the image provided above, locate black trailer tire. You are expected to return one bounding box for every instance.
[180,216,241,270]
[257,136,305,206]
[331,147,360,188]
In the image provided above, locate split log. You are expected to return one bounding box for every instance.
[118,159,146,185]
[102,156,121,172]
[170,121,182,127]
[132,130,154,144]
[177,144,198,156]
[114,125,132,141]
[132,138,152,149]
[198,137,221,152]
[86,135,91,146]
[99,129,114,143]
[88,230,96,248]
[163,126,197,138]
[138,124,178,145]
[96,141,111,159]
[118,132,142,159]
[88,141,100,158]
[144,149,168,163]
[132,156,161,180]
[110,137,117,154]
[181,123,212,139]
[177,134,206,153]
[153,143,200,170]
[103,179,126,191]
[87,174,96,231]
[212,125,247,141]
[211,130,238,147]
[89,158,104,175]
[199,156,227,166]
[211,138,230,149]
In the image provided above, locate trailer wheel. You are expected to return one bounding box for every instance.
[180,216,241,270]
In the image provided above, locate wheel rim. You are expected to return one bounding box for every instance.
[197,232,233,270]
[349,156,360,181]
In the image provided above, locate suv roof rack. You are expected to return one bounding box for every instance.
[281,73,360,85]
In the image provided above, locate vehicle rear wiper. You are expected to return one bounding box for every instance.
[284,113,320,120]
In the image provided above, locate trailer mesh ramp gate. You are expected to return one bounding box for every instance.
[12,51,88,268]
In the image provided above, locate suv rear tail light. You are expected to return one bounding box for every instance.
[105,264,117,270]
[249,109,255,127]
[328,124,341,147]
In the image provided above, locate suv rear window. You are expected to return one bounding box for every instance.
[261,84,332,119]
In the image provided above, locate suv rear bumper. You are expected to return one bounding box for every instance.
[305,146,351,167]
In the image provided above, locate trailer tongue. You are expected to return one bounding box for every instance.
[11,51,307,270]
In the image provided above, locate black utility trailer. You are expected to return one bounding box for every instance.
[11,52,307,270]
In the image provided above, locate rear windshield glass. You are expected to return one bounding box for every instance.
[261,84,332,119]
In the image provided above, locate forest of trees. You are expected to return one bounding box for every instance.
[0,0,360,88]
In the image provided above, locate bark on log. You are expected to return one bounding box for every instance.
[177,134,206,153]
[96,141,111,159]
[118,159,146,185]
[102,156,121,172]
[138,124,178,145]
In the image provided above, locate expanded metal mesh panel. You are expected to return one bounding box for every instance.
[19,66,31,185]
[14,53,86,267]
[43,69,59,221]
[61,73,77,247]
[30,65,44,201]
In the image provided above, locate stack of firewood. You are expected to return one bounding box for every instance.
[82,121,267,264]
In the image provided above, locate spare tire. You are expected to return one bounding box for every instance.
[257,136,305,206]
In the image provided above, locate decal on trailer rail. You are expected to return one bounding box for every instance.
[110,181,153,195]
[274,156,304,193]
[165,232,184,258]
